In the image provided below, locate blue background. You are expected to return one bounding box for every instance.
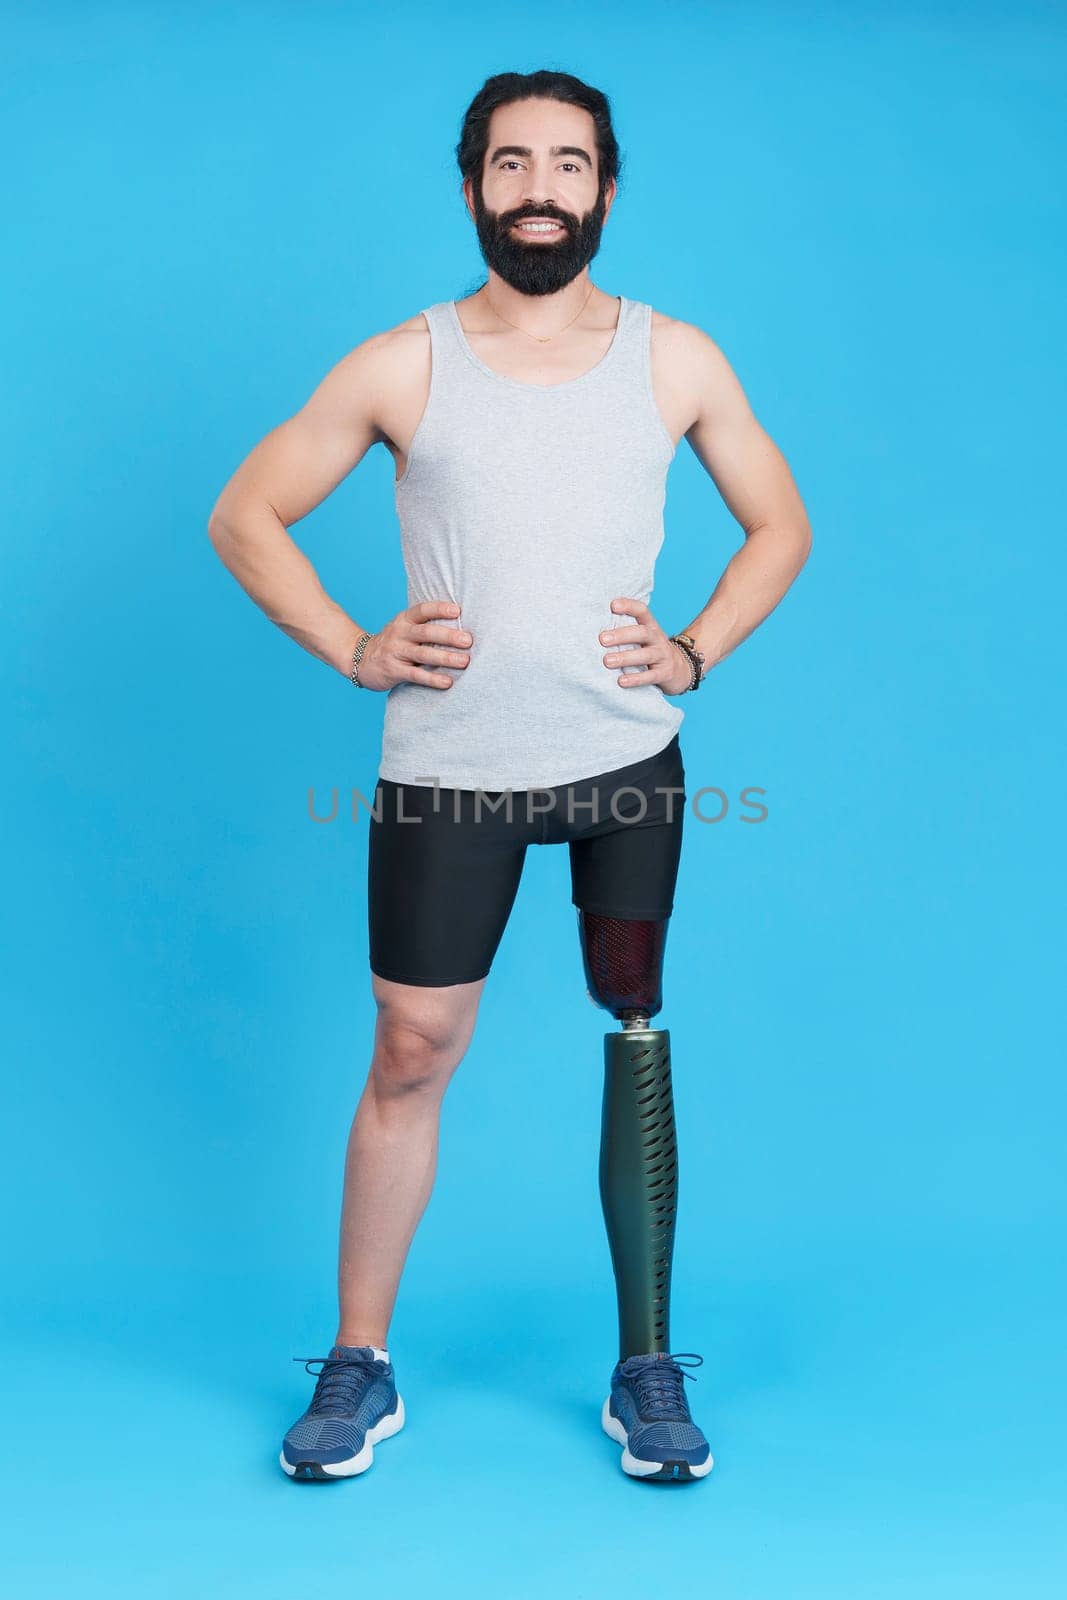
[4,2,1064,1594]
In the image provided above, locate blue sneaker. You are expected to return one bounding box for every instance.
[602,1350,713,1480]
[279,1345,405,1479]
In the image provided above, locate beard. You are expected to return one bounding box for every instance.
[470,184,608,297]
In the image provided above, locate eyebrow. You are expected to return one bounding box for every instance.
[488,144,593,169]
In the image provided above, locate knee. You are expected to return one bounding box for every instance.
[371,1007,468,1096]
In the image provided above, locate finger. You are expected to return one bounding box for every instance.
[411,599,463,624]
[403,639,469,669]
[618,666,669,685]
[610,597,650,617]
[617,659,668,684]
[599,625,647,645]
[404,665,456,688]
[413,645,470,668]
[603,647,658,667]
[416,621,473,647]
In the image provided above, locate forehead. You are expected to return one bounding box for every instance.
[485,97,597,161]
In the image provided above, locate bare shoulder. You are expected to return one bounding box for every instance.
[648,307,808,536]
[649,308,753,428]
[370,307,433,359]
[649,306,732,367]
[311,309,429,442]
[338,307,429,366]
[377,308,434,399]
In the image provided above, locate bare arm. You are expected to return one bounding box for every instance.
[207,335,392,677]
[672,323,812,675]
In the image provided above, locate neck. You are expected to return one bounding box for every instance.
[480,271,596,333]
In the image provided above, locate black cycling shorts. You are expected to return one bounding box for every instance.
[367,733,687,987]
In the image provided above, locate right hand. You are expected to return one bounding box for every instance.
[353,599,473,691]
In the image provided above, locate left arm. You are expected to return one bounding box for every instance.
[601,321,812,692]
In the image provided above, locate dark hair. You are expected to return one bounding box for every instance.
[456,69,623,203]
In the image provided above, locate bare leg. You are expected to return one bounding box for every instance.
[334,971,486,1348]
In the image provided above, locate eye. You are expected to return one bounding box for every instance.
[498,160,584,173]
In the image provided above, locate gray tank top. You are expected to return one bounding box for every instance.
[379,293,684,791]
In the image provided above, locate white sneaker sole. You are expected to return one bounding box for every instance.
[280,1393,406,1479]
[601,1395,714,1479]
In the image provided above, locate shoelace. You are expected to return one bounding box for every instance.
[293,1354,383,1417]
[623,1351,704,1420]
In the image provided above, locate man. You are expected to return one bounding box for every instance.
[208,68,811,1484]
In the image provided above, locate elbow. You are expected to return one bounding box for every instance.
[794,516,813,572]
[207,508,231,549]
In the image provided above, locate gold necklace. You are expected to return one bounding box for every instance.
[483,281,596,344]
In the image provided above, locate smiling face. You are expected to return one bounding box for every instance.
[464,97,616,298]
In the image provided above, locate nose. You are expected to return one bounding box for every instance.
[520,161,564,207]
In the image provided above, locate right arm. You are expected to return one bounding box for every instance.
[206,332,471,687]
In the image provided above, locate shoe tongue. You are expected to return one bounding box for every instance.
[330,1344,377,1360]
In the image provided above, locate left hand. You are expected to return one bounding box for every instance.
[599,598,694,695]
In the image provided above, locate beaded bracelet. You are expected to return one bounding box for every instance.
[669,632,705,692]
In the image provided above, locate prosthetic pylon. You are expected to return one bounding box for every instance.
[578,910,679,1360]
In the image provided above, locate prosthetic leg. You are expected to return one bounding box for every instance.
[579,909,678,1361]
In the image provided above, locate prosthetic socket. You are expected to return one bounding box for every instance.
[578,909,679,1361]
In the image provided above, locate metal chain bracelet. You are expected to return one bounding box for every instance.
[350,631,376,688]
